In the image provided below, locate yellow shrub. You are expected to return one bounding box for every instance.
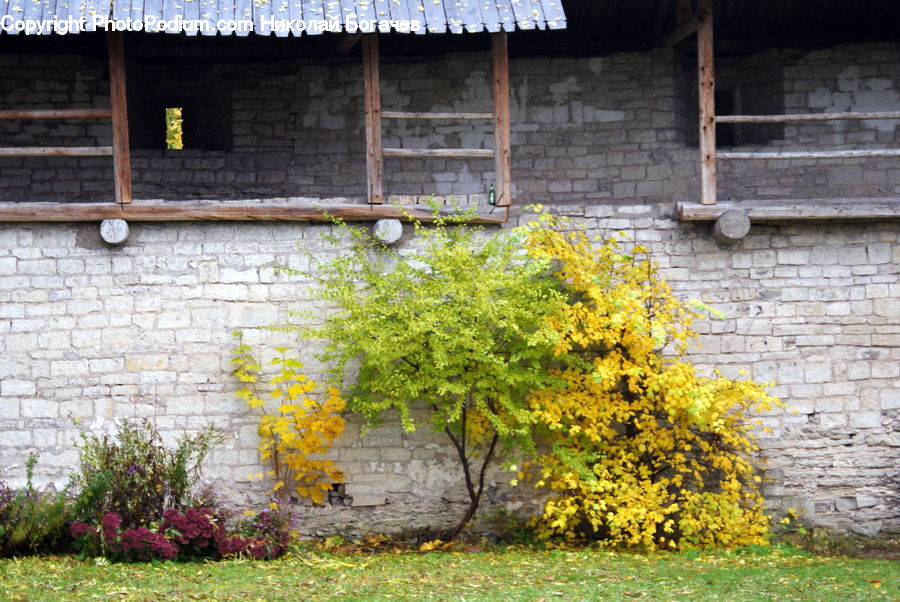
[521,212,782,549]
[231,335,344,505]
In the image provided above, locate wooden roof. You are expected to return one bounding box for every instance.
[2,0,567,36]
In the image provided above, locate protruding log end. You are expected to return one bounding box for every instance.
[712,209,751,244]
[100,219,130,245]
[373,218,403,245]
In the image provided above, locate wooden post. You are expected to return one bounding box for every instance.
[491,32,511,207]
[107,32,132,205]
[697,0,716,205]
[362,35,383,205]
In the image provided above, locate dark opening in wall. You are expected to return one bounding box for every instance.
[129,69,232,151]
[165,107,183,150]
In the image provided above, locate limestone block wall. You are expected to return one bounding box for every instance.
[0,205,897,536]
[0,42,897,204]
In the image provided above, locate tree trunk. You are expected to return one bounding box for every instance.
[442,398,500,541]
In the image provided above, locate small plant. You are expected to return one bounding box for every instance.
[70,513,178,562]
[231,338,345,505]
[71,419,223,528]
[71,505,291,562]
[160,507,220,555]
[242,505,296,554]
[0,454,72,557]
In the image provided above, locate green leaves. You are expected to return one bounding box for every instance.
[311,217,564,452]
[308,213,566,537]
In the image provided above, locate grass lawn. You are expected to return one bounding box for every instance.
[0,544,894,601]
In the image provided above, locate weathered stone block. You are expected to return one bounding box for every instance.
[0,380,36,396]
[848,412,882,429]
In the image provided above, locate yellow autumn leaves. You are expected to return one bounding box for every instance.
[232,335,345,505]
[227,209,783,550]
[519,213,782,549]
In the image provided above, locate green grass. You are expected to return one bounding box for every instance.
[0,545,894,601]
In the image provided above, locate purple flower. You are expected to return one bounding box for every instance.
[69,521,94,539]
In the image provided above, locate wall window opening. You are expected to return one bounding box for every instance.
[165,107,183,150]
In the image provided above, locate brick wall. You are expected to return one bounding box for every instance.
[0,42,897,203]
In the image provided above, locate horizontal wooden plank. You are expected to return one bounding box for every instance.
[677,200,900,221]
[381,111,494,120]
[718,149,900,160]
[717,111,900,123]
[382,148,494,158]
[0,202,507,224]
[0,109,113,120]
[0,146,113,157]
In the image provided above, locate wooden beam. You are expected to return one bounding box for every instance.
[491,32,512,207]
[0,202,507,224]
[381,111,494,120]
[662,12,703,46]
[0,109,112,120]
[382,148,493,159]
[107,32,133,205]
[0,146,113,156]
[696,0,716,206]
[677,200,900,221]
[362,34,384,205]
[717,111,900,123]
[718,149,900,160]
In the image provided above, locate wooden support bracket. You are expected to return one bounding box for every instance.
[662,13,703,46]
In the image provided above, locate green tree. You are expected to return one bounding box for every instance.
[307,214,564,539]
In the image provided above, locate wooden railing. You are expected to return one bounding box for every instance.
[361,33,511,207]
[0,33,132,204]
[716,112,900,163]
[691,0,900,206]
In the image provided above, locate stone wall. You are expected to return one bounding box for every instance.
[0,42,897,203]
[0,39,898,536]
[0,203,897,535]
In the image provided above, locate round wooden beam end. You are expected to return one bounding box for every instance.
[100,219,129,245]
[373,218,403,245]
[712,209,751,244]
